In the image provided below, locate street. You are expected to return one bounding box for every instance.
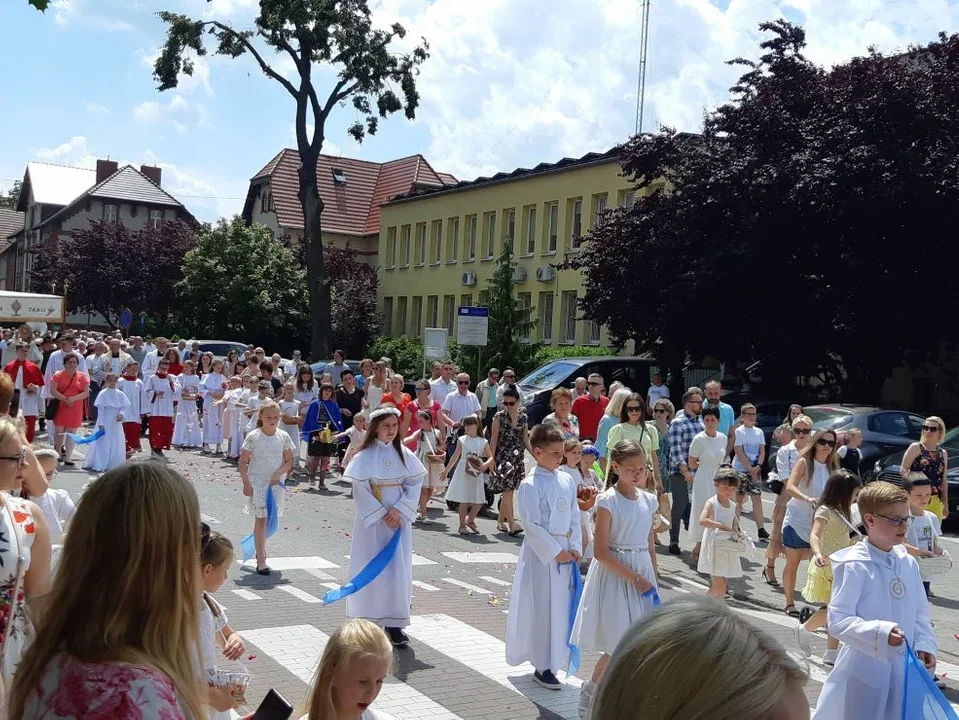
[51,443,959,719]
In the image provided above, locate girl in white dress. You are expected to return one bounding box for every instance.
[279,383,303,470]
[244,381,271,436]
[697,466,744,598]
[301,618,396,720]
[405,410,445,522]
[82,374,130,473]
[173,360,203,448]
[200,360,227,454]
[218,376,243,459]
[336,413,368,468]
[444,416,492,535]
[571,438,659,717]
[688,405,729,561]
[560,440,600,562]
[198,529,247,719]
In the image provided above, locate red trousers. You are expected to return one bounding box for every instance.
[24,415,36,444]
[148,415,173,451]
[123,422,142,452]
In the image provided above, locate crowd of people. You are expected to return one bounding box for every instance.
[0,322,951,719]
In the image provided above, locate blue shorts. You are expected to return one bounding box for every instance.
[782,524,811,550]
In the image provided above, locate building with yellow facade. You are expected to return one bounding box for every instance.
[378,148,660,347]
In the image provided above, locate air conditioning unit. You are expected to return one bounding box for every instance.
[461,271,477,287]
[512,266,527,283]
[536,265,555,282]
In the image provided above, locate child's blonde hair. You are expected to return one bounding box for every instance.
[303,619,394,719]
[858,480,909,517]
[10,463,205,719]
[606,439,647,488]
[591,597,806,720]
[256,398,281,428]
[845,427,862,439]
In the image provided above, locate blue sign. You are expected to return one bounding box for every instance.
[458,306,490,318]
[119,308,133,329]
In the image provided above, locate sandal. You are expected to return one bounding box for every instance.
[256,565,272,575]
[458,526,470,535]
[496,522,509,533]
[762,563,780,587]
[466,521,481,535]
[784,605,800,618]
[508,525,525,537]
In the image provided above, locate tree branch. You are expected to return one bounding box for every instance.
[322,78,358,117]
[206,20,299,98]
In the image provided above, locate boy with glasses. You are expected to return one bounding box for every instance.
[813,481,937,719]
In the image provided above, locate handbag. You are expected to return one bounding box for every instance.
[714,530,749,553]
[655,491,672,534]
[0,496,28,716]
[466,454,485,477]
[918,549,952,580]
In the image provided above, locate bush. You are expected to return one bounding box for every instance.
[535,345,618,364]
[366,336,427,380]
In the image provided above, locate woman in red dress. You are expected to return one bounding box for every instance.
[51,353,90,466]
[164,348,184,377]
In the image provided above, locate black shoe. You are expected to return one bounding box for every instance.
[533,669,562,689]
[386,627,409,647]
[668,543,681,555]
[798,606,814,625]
[757,528,770,540]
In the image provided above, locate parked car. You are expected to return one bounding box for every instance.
[767,404,927,477]
[873,426,959,518]
[311,360,417,396]
[517,357,659,429]
[721,394,796,447]
[194,340,249,360]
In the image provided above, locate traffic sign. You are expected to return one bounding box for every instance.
[119,308,133,330]
[456,306,489,346]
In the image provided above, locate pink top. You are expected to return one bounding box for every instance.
[23,654,185,719]
[404,399,441,449]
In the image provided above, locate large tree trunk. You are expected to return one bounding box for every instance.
[298,154,332,363]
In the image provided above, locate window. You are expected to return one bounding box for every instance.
[867,412,910,438]
[415,223,427,266]
[592,193,608,228]
[521,207,537,255]
[546,202,558,253]
[443,295,455,331]
[460,293,472,308]
[568,198,583,250]
[446,218,459,263]
[396,297,408,336]
[464,215,477,261]
[505,208,516,247]
[260,191,268,213]
[382,297,393,337]
[561,291,577,343]
[538,292,554,342]
[430,220,443,264]
[483,212,496,259]
[518,292,533,342]
[588,320,601,345]
[149,209,163,230]
[411,296,423,339]
[385,227,397,269]
[400,225,411,267]
[426,295,438,327]
[332,168,347,184]
[104,204,118,222]
[619,189,636,207]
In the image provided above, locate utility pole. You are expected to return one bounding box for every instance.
[635,0,651,135]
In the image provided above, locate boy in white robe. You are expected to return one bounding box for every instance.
[200,361,227,453]
[506,423,582,689]
[142,358,179,459]
[82,374,130,473]
[118,362,144,456]
[813,481,937,720]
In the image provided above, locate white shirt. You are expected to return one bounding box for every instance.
[32,488,76,545]
[732,425,765,470]
[430,377,457,407]
[442,390,481,424]
[284,358,300,376]
[906,509,941,554]
[647,383,670,404]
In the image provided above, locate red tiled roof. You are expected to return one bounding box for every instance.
[245,150,456,237]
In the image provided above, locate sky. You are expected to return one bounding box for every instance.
[1,0,957,223]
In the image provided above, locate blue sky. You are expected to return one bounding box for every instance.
[1,0,957,223]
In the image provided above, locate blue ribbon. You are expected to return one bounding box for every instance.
[902,639,958,720]
[642,587,661,606]
[321,530,402,605]
[561,560,584,677]
[240,484,280,562]
[67,428,106,446]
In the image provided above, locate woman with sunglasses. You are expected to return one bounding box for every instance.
[603,393,662,491]
[489,387,531,535]
[901,416,949,521]
[400,380,443,441]
[780,427,839,617]
[763,414,814,586]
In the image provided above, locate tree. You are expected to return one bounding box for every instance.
[28,0,50,10]
[567,21,959,402]
[30,219,198,328]
[175,218,310,354]
[0,181,22,211]
[325,245,379,358]
[463,239,539,375]
[153,1,429,362]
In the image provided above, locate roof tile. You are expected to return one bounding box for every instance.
[0,209,25,241]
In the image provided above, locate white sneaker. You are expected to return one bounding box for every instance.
[822,648,838,666]
[578,680,595,719]
[795,624,813,657]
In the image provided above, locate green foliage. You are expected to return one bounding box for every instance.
[566,21,959,401]
[174,218,309,354]
[28,0,50,10]
[366,336,427,380]
[535,345,614,363]
[0,181,22,211]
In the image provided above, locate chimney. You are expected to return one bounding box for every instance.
[95,159,118,184]
[140,164,162,187]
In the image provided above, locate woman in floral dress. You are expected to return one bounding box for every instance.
[489,387,530,536]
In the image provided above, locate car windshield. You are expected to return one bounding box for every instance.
[804,407,854,430]
[517,361,579,392]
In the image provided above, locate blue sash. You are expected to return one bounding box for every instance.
[67,428,106,446]
[321,530,402,605]
[561,560,584,676]
[240,484,279,562]
[902,639,957,719]
[642,586,661,606]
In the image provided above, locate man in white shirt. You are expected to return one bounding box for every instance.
[285,350,302,376]
[141,337,171,380]
[430,360,457,407]
[647,372,670,409]
[43,334,89,398]
[441,372,482,464]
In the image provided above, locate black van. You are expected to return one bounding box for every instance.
[517,357,659,427]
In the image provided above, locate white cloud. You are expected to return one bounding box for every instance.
[136,47,215,97]
[84,101,111,115]
[32,136,98,168]
[51,0,133,31]
[132,95,209,132]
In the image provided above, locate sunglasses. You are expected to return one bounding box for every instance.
[873,513,913,527]
[626,406,643,413]
[587,381,601,387]
[922,425,940,433]
[794,428,812,436]
[416,386,430,392]
[653,408,668,414]
[504,401,516,407]
[816,438,837,448]
[457,380,470,385]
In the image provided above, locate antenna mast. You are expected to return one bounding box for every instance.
[635,0,651,135]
